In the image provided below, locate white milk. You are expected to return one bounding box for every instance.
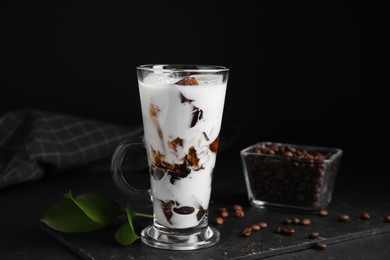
[139,73,227,228]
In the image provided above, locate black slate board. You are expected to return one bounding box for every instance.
[41,199,390,260]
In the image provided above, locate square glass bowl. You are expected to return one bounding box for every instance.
[241,142,343,211]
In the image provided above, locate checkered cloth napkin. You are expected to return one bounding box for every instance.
[0,109,143,189]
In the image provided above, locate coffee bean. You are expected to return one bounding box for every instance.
[280,226,295,235]
[315,242,327,250]
[233,204,243,211]
[292,217,300,224]
[275,225,295,235]
[338,214,350,222]
[257,221,268,229]
[301,218,312,226]
[234,209,245,218]
[274,226,282,233]
[216,207,229,217]
[287,146,296,153]
[214,216,224,225]
[384,215,390,223]
[220,210,229,218]
[283,218,292,225]
[308,231,320,239]
[217,208,227,213]
[241,227,252,237]
[318,209,329,216]
[360,211,370,220]
[250,147,262,153]
[251,224,261,231]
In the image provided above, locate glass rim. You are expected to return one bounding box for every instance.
[240,141,343,163]
[137,64,229,73]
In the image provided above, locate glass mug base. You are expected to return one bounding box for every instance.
[141,217,220,250]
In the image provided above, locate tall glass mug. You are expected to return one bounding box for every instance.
[111,64,229,250]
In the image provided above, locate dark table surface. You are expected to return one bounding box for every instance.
[1,150,389,260]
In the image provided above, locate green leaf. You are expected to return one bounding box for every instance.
[41,190,153,244]
[41,191,123,233]
[115,204,140,245]
[64,191,122,225]
[115,221,140,246]
[41,199,106,233]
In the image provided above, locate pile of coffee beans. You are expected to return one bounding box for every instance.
[244,143,341,208]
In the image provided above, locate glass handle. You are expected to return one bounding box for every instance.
[111,137,151,201]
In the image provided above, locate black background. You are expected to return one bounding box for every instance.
[1,2,387,165]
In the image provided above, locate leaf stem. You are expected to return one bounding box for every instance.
[135,212,153,218]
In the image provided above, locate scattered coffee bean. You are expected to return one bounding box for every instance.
[338,214,350,222]
[257,221,268,229]
[233,204,243,211]
[384,215,390,223]
[241,227,252,237]
[280,226,295,235]
[220,210,229,218]
[292,217,300,224]
[301,218,312,226]
[216,207,229,217]
[274,226,294,235]
[315,242,327,250]
[274,226,282,234]
[360,211,370,220]
[235,209,245,218]
[214,216,224,225]
[217,208,227,213]
[318,209,329,216]
[283,218,292,225]
[308,231,320,239]
[251,224,261,231]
